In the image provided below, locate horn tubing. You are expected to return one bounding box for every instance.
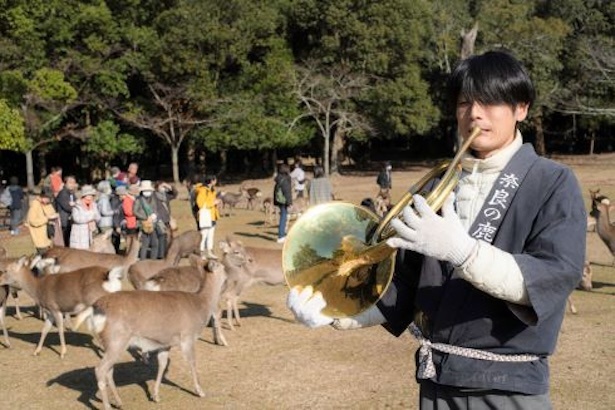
[371,127,482,243]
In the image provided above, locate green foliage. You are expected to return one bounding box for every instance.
[84,120,143,160]
[0,99,27,151]
[30,68,78,102]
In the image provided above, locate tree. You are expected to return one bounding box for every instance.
[290,63,371,175]
[477,0,570,155]
[84,119,142,179]
[0,99,27,151]
[287,0,440,163]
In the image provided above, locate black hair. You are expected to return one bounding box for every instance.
[278,164,290,175]
[313,166,324,178]
[447,50,535,112]
[9,176,18,185]
[203,174,217,185]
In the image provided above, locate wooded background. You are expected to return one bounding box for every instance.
[0,0,613,187]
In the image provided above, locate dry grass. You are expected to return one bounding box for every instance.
[0,153,613,409]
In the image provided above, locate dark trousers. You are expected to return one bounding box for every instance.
[139,231,159,259]
[419,381,552,410]
[61,223,71,248]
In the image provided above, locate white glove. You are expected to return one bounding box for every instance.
[287,286,333,328]
[386,193,477,267]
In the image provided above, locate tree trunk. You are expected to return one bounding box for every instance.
[534,110,546,156]
[171,145,180,183]
[460,22,479,60]
[25,149,35,190]
[331,127,345,175]
[219,150,227,176]
[589,131,595,155]
[323,132,331,176]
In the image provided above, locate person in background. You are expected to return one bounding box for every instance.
[308,166,334,206]
[108,166,127,189]
[70,185,100,250]
[110,185,126,254]
[133,180,162,259]
[49,166,64,198]
[154,181,178,258]
[195,175,220,259]
[122,184,140,252]
[290,159,306,198]
[96,180,115,234]
[287,50,587,409]
[273,164,292,244]
[376,161,392,192]
[188,174,202,229]
[55,175,78,247]
[7,176,24,235]
[126,162,140,185]
[26,187,59,254]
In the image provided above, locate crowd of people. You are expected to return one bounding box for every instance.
[19,162,179,260]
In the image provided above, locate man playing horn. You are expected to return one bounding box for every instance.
[287,50,586,409]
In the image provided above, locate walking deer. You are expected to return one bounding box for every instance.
[0,256,123,358]
[73,259,227,409]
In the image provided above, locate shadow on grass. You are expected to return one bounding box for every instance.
[47,357,198,409]
[6,329,101,357]
[234,231,277,241]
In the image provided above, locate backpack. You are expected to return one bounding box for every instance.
[275,186,287,205]
[0,189,12,207]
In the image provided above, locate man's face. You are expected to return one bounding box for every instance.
[456,100,528,159]
[128,164,138,174]
[65,178,77,191]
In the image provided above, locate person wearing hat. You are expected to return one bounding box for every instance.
[25,187,59,254]
[133,180,164,259]
[69,184,101,249]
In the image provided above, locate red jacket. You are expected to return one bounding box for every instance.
[122,195,137,229]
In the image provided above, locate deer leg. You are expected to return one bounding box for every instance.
[180,338,204,398]
[211,312,228,347]
[567,296,577,314]
[106,366,122,408]
[153,349,170,403]
[51,310,67,358]
[10,289,22,320]
[226,297,235,330]
[232,297,241,327]
[34,313,55,356]
[95,346,124,410]
[0,302,10,348]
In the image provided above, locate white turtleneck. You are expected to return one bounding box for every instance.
[454,131,530,306]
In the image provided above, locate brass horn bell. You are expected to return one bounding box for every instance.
[283,127,482,318]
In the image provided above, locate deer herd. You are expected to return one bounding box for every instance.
[0,185,613,408]
[0,228,284,409]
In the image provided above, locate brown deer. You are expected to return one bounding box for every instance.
[127,230,201,289]
[43,236,140,275]
[0,256,123,358]
[593,197,615,265]
[73,259,227,409]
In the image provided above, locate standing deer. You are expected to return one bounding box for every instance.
[218,239,283,329]
[73,259,227,409]
[240,184,262,210]
[0,256,123,358]
[593,198,615,265]
[43,236,140,274]
[127,230,201,289]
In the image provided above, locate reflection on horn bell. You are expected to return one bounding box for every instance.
[283,127,482,318]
